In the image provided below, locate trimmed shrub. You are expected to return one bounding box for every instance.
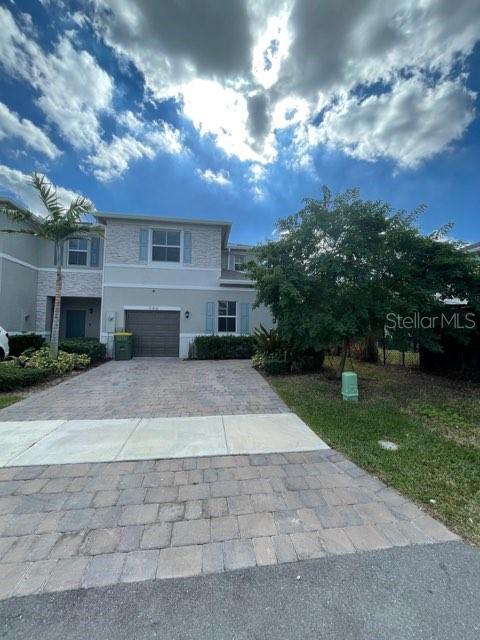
[191,335,256,359]
[0,363,51,392]
[59,338,107,362]
[263,358,291,375]
[8,333,45,357]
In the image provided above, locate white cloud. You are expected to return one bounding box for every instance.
[181,79,276,164]
[196,169,231,187]
[306,77,476,168]
[0,164,87,217]
[247,163,268,201]
[91,0,479,170]
[86,122,184,182]
[0,0,478,179]
[0,7,113,150]
[0,102,61,159]
[118,110,143,132]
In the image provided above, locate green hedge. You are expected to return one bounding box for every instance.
[263,358,291,375]
[191,335,256,359]
[8,333,45,357]
[58,338,107,362]
[0,364,51,392]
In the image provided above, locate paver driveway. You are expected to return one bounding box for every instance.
[0,359,288,421]
[0,449,458,599]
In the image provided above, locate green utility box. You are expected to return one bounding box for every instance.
[342,371,358,401]
[113,332,133,361]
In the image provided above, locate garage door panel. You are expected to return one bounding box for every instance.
[125,310,180,357]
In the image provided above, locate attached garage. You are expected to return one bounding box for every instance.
[125,310,180,357]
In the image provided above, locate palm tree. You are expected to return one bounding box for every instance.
[0,173,103,358]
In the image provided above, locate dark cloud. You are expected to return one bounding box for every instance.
[247,92,270,140]
[278,0,402,97]
[96,0,252,81]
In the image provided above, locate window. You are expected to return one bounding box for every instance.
[218,300,236,332]
[233,254,247,272]
[68,238,88,266]
[152,229,181,262]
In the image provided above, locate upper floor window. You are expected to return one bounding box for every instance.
[152,229,181,262]
[68,238,88,266]
[218,300,236,332]
[233,254,247,272]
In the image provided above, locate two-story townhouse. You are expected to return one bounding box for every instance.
[0,201,274,357]
[97,213,273,357]
[0,198,104,342]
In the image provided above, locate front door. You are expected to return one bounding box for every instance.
[65,310,86,339]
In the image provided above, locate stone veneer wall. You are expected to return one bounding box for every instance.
[35,270,102,333]
[104,220,222,269]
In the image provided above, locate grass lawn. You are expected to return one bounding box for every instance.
[270,358,480,546]
[0,394,22,410]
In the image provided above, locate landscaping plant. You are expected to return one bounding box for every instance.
[0,362,51,392]
[190,335,256,359]
[249,186,480,374]
[252,324,324,374]
[8,333,45,357]
[59,338,107,362]
[18,347,90,374]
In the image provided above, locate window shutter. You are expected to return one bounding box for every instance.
[240,302,250,334]
[206,301,214,333]
[139,228,149,262]
[90,237,100,267]
[183,230,192,264]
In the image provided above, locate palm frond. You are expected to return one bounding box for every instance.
[65,196,94,223]
[0,228,38,235]
[0,203,35,224]
[87,223,105,237]
[30,173,64,219]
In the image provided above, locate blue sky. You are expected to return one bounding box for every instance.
[0,0,479,245]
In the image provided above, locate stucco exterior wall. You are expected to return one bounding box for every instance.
[0,258,38,332]
[0,212,39,332]
[101,285,274,357]
[58,297,101,339]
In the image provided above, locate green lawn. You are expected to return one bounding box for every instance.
[0,395,22,410]
[270,359,480,545]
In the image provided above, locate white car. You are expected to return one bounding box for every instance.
[0,326,9,360]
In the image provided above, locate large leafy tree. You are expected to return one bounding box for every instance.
[0,173,103,358]
[250,187,480,373]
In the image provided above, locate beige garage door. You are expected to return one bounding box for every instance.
[125,310,180,357]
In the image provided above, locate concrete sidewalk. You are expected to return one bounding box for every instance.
[0,414,328,467]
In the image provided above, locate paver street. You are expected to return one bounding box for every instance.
[0,448,458,599]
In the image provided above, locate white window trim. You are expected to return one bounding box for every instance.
[149,227,183,266]
[233,253,247,272]
[217,300,237,333]
[68,238,89,267]
[123,305,181,311]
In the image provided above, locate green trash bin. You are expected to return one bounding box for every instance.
[113,332,133,360]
